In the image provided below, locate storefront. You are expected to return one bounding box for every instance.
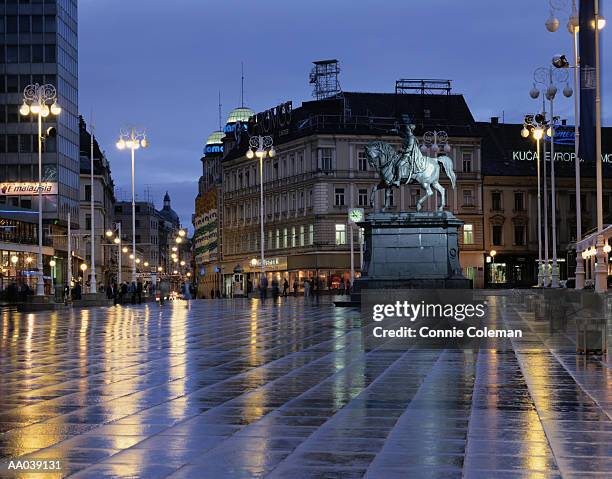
[484,253,541,288]
[222,252,361,296]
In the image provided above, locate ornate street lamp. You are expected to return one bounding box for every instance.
[116,128,148,284]
[20,83,61,296]
[522,114,547,286]
[530,66,572,287]
[247,135,275,284]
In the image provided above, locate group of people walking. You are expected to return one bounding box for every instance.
[106,280,145,305]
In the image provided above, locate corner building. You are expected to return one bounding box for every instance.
[0,0,79,292]
[220,90,486,293]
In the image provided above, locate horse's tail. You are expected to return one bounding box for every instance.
[437,155,456,189]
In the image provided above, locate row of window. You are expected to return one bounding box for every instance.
[491,224,526,247]
[226,190,314,225]
[333,186,477,209]
[0,134,56,154]
[226,225,315,255]
[491,191,526,212]
[0,14,55,33]
[0,74,57,95]
[0,43,56,63]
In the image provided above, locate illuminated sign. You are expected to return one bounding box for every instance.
[511,151,612,164]
[204,144,223,156]
[0,182,58,195]
[251,101,292,134]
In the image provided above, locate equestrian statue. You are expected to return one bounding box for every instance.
[365,123,456,211]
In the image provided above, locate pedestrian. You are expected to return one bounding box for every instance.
[303,278,310,299]
[216,288,221,299]
[293,279,298,297]
[120,282,127,304]
[130,281,136,304]
[259,276,268,301]
[112,282,119,305]
[282,278,289,297]
[271,277,279,299]
[137,280,143,304]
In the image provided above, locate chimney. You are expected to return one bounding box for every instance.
[490,117,499,125]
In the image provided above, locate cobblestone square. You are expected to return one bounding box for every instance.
[0,296,611,478]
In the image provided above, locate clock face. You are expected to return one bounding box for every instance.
[349,208,364,223]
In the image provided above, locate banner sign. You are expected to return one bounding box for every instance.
[0,182,58,196]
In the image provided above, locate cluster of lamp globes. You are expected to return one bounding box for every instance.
[545,7,605,34]
[420,143,451,156]
[582,244,611,260]
[19,100,61,118]
[116,136,148,150]
[246,146,275,159]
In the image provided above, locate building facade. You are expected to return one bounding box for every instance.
[220,90,486,294]
[193,130,224,298]
[480,120,612,287]
[0,0,79,293]
[113,199,159,282]
[78,116,115,290]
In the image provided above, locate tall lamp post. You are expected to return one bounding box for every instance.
[546,0,584,287]
[246,135,275,284]
[547,1,606,290]
[522,115,546,286]
[530,66,572,287]
[19,83,61,296]
[116,129,148,284]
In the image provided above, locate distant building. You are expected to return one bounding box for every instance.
[193,130,225,297]
[114,200,159,282]
[220,87,486,294]
[78,116,115,289]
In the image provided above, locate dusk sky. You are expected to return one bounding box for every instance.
[79,0,609,230]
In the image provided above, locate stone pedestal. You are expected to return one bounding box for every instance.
[353,211,471,295]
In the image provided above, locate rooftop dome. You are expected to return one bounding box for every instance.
[226,107,255,124]
[206,131,224,145]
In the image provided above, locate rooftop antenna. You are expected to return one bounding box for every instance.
[241,62,245,108]
[218,91,222,131]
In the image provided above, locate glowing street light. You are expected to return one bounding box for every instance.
[21,83,61,296]
[117,127,148,283]
[247,135,274,283]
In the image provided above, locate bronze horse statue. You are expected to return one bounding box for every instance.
[365,126,456,211]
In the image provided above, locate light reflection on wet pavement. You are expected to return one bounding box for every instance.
[0,295,610,478]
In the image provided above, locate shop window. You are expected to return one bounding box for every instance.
[335,224,346,245]
[463,224,474,245]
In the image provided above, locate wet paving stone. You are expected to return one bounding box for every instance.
[0,296,611,478]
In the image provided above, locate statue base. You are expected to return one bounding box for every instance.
[353,211,471,299]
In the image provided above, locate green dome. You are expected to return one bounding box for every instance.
[226,107,255,124]
[206,131,224,145]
